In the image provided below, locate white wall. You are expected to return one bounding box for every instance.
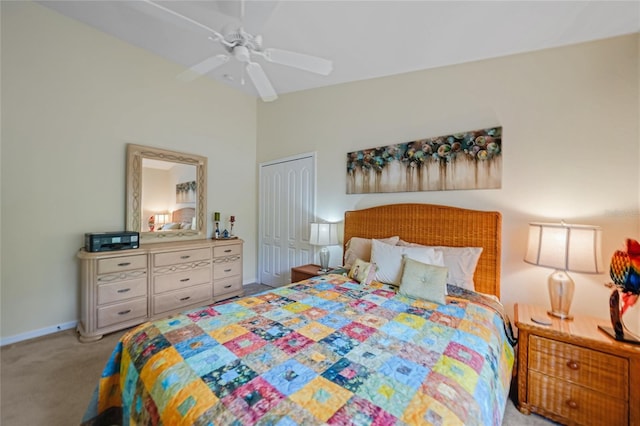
[257,34,640,322]
[1,2,258,341]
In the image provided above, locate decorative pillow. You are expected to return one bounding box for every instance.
[398,256,448,304]
[348,258,377,285]
[398,240,482,290]
[343,236,400,269]
[181,222,192,230]
[162,222,181,230]
[370,238,444,285]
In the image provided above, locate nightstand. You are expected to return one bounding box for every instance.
[515,303,640,425]
[291,264,326,282]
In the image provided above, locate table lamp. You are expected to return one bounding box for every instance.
[309,222,339,273]
[524,221,603,320]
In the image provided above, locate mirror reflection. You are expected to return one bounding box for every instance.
[142,159,197,232]
[126,144,207,243]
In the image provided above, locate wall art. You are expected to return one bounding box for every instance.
[176,180,197,203]
[346,126,502,194]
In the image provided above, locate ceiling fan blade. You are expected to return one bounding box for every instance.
[246,62,278,102]
[262,48,333,76]
[177,54,230,82]
[138,0,224,39]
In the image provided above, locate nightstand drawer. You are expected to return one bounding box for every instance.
[528,371,628,425]
[529,335,628,398]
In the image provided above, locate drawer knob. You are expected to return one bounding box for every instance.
[566,400,578,409]
[180,255,191,259]
[224,284,232,289]
[117,262,131,267]
[180,278,190,282]
[180,296,191,301]
[224,249,232,253]
[117,288,131,293]
[224,269,232,273]
[567,360,580,370]
[118,309,132,315]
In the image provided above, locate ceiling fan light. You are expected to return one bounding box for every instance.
[234,45,250,62]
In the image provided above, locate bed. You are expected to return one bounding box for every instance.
[82,203,515,426]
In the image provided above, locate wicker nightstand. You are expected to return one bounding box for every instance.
[515,303,640,425]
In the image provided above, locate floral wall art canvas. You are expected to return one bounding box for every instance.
[346,127,502,194]
[176,180,197,203]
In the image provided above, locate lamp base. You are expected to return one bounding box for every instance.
[318,247,330,273]
[547,270,575,321]
[547,310,573,320]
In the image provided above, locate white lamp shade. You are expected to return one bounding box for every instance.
[524,222,603,273]
[309,223,339,246]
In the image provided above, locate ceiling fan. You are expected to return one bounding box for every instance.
[141,0,333,102]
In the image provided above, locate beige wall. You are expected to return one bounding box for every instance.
[2,2,639,342]
[258,34,640,322]
[1,2,258,340]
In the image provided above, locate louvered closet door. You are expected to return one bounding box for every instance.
[259,154,315,286]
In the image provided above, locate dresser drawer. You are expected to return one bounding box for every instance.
[97,254,146,274]
[213,259,241,280]
[528,370,628,425]
[213,244,242,258]
[214,276,242,296]
[153,247,211,267]
[98,276,147,305]
[529,335,628,398]
[97,298,147,328]
[154,267,211,294]
[153,283,211,315]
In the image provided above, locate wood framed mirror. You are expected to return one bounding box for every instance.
[126,144,207,243]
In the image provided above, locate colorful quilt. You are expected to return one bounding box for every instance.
[82,274,515,426]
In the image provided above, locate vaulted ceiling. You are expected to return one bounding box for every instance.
[40,1,640,100]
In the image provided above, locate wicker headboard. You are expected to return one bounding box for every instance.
[343,203,502,298]
[172,207,195,224]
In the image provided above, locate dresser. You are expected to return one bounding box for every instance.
[77,239,244,342]
[515,303,640,425]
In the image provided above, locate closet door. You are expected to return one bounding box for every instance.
[259,154,315,286]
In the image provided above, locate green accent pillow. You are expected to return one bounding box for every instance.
[398,256,448,304]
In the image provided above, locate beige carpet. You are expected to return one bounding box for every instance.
[1,286,556,425]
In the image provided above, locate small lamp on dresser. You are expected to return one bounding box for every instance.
[309,222,339,273]
[524,221,603,320]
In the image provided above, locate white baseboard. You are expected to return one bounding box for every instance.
[0,320,77,346]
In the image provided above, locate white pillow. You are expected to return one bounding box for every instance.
[398,240,482,291]
[343,236,400,268]
[370,239,444,285]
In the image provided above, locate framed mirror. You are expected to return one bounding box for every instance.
[126,144,207,243]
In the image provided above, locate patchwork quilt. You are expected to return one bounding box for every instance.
[82,274,515,426]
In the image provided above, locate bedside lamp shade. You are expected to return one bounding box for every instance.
[525,222,603,319]
[309,223,339,272]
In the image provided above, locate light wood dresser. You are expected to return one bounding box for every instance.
[77,239,243,342]
[515,303,640,425]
